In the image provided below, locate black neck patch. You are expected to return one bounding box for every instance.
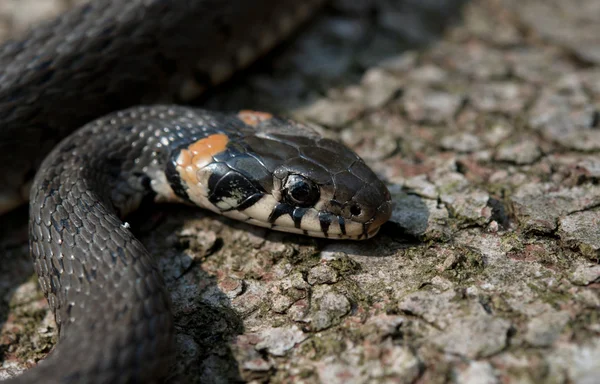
[166,149,192,203]
[207,163,265,212]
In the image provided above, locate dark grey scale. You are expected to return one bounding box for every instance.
[353,185,390,218]
[226,155,273,192]
[299,141,359,174]
[211,138,248,162]
[279,156,333,185]
[315,138,362,160]
[243,135,301,173]
[349,162,391,222]
[332,171,366,206]
[264,130,322,150]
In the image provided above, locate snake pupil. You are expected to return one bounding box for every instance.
[284,174,319,207]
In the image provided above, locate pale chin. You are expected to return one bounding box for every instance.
[270,224,380,240]
[240,217,380,240]
[203,193,379,240]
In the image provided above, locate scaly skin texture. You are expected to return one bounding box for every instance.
[0,0,326,213]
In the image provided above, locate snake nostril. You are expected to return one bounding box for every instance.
[350,204,362,216]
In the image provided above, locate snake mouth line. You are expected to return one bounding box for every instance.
[223,210,382,240]
[209,194,386,240]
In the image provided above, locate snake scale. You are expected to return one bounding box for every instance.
[0,1,392,383]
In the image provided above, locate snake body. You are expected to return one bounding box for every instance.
[0,1,392,383]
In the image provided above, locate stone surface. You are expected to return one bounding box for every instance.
[1,0,600,383]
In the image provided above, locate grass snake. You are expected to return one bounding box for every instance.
[0,1,392,382]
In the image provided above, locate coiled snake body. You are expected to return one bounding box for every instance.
[0,1,392,383]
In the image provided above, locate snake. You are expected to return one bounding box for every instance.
[0,1,392,383]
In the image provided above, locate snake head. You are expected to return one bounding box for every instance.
[168,110,392,240]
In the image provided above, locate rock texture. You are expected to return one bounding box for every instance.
[1,0,599,383]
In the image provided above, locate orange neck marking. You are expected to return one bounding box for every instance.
[187,133,229,157]
[237,110,273,126]
[176,133,230,185]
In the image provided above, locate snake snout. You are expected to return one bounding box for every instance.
[369,199,393,229]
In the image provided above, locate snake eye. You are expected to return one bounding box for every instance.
[283,174,320,207]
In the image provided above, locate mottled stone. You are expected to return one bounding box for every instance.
[569,263,600,286]
[441,189,491,226]
[470,82,533,113]
[234,334,273,373]
[231,281,267,316]
[580,69,600,98]
[433,169,470,193]
[218,276,244,299]
[0,0,65,37]
[508,48,576,86]
[388,190,431,238]
[441,43,510,80]
[398,290,462,329]
[316,361,361,384]
[454,361,499,384]
[359,68,404,109]
[440,132,483,153]
[546,339,600,384]
[287,299,310,322]
[518,0,600,65]
[364,341,421,382]
[495,140,542,165]
[309,285,351,331]
[512,184,600,233]
[431,314,511,358]
[409,64,448,84]
[307,264,339,285]
[525,311,570,347]
[528,81,599,151]
[299,97,364,128]
[340,128,398,162]
[558,209,600,259]
[463,3,520,46]
[403,175,437,199]
[404,88,463,124]
[573,157,600,179]
[255,326,307,357]
[270,294,294,314]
